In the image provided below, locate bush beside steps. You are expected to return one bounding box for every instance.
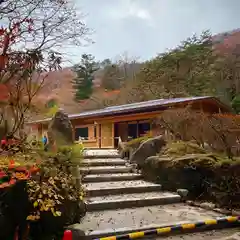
[141,141,240,209]
[0,143,86,240]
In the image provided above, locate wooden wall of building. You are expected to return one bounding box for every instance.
[32,98,230,149]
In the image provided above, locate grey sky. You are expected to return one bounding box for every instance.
[65,0,240,65]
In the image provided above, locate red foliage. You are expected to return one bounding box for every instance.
[0,84,9,101]
[0,18,35,71]
[8,160,15,169]
[0,159,40,189]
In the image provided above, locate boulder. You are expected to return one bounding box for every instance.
[47,110,74,149]
[118,140,129,159]
[200,202,216,210]
[177,189,189,199]
[130,135,166,167]
[145,156,161,165]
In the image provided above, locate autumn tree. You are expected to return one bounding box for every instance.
[0,0,89,137]
[135,31,220,100]
[100,54,141,96]
[72,54,99,100]
[214,43,240,111]
[101,62,121,90]
[232,95,240,113]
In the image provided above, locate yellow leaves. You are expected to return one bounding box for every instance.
[41,206,50,212]
[27,215,40,221]
[55,211,61,217]
[25,152,85,222]
[51,208,62,217]
[14,161,20,167]
[46,105,59,118]
[79,190,85,200]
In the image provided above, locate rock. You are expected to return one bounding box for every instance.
[120,148,130,160]
[131,168,138,174]
[47,110,74,148]
[213,208,233,215]
[118,139,125,152]
[177,189,189,199]
[213,208,231,215]
[130,136,166,167]
[193,201,201,207]
[118,140,131,159]
[186,200,194,206]
[231,209,240,216]
[144,156,161,167]
[200,202,216,210]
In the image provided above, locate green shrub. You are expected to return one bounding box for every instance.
[142,141,240,208]
[126,134,152,149]
[231,94,240,114]
[0,142,86,239]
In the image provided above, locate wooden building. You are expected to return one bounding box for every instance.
[28,96,232,149]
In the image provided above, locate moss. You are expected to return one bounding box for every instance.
[161,141,206,157]
[126,134,152,149]
[142,140,240,208]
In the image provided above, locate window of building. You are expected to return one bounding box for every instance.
[94,125,97,138]
[75,127,88,141]
[138,122,150,137]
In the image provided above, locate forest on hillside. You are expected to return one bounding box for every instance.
[54,30,240,114]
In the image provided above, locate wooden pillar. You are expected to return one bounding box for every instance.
[137,121,139,138]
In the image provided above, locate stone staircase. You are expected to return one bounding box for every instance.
[71,150,237,239]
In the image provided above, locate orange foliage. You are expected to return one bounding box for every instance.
[214,113,240,119]
[103,90,120,97]
[0,84,9,101]
[156,108,240,158]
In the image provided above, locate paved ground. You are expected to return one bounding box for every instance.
[80,204,225,235]
[151,229,240,239]
[74,149,239,239]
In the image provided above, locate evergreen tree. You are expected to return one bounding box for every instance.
[232,94,240,113]
[73,54,99,100]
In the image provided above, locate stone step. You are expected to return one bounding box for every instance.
[83,150,120,159]
[84,180,162,197]
[82,158,127,167]
[71,203,225,239]
[83,173,142,183]
[83,154,121,159]
[80,166,132,174]
[86,192,181,211]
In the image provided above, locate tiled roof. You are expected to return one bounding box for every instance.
[28,96,229,124]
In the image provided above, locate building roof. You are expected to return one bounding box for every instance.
[28,96,231,124]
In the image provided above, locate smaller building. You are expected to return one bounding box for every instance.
[28,96,231,149]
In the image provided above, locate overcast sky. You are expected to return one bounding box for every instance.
[64,0,240,65]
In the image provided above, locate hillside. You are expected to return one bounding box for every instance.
[213,28,240,55]
[32,29,240,120]
[31,66,121,120]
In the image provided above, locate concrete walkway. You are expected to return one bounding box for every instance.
[153,229,240,240]
[72,150,238,239]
